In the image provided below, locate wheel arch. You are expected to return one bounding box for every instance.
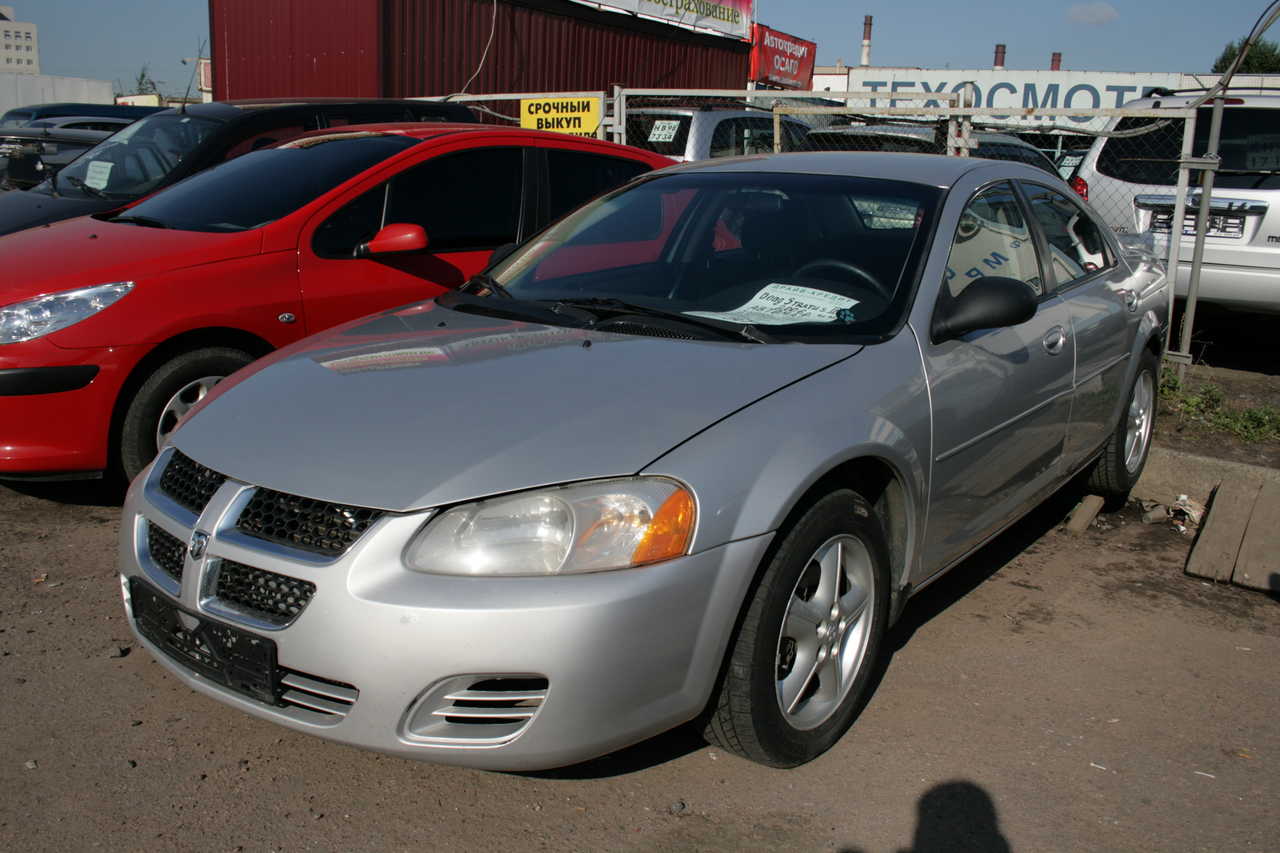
[106,327,275,473]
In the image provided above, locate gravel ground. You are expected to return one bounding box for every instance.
[0,480,1276,853]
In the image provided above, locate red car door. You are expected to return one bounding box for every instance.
[297,144,530,333]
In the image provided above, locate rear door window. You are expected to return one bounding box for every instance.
[626,114,691,156]
[709,117,782,158]
[545,149,652,220]
[1021,183,1114,290]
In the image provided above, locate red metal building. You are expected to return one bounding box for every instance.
[209,0,751,100]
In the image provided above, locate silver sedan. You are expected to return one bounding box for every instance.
[118,153,1168,770]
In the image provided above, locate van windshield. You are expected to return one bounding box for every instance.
[1097,108,1280,190]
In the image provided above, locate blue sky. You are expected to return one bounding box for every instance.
[13,0,1277,96]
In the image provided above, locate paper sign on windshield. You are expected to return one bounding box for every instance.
[84,161,113,190]
[687,283,858,325]
[647,120,681,143]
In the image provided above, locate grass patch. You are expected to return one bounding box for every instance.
[1160,368,1280,442]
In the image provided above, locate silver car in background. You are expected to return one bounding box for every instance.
[626,106,811,161]
[119,153,1168,771]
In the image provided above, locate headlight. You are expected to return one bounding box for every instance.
[404,477,696,577]
[0,282,133,344]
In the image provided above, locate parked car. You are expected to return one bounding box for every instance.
[0,124,670,481]
[1072,91,1280,314]
[626,106,811,161]
[1,116,136,190]
[0,98,476,237]
[805,124,1060,176]
[0,101,161,128]
[119,152,1168,771]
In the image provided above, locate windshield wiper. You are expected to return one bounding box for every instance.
[459,273,514,299]
[111,214,170,229]
[61,174,110,200]
[547,297,776,344]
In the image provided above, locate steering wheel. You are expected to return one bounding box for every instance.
[792,258,891,302]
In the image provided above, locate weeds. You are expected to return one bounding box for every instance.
[1159,367,1280,442]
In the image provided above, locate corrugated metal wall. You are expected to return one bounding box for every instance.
[211,0,748,100]
[211,0,382,100]
[383,0,749,96]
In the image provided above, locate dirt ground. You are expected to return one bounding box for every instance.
[0,476,1276,853]
[1155,364,1280,469]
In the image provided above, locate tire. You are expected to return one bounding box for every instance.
[118,347,253,482]
[1088,349,1159,511]
[703,490,890,767]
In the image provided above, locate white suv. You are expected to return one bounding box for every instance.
[1073,92,1280,314]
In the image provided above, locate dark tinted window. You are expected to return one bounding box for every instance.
[805,131,937,153]
[975,142,1057,174]
[384,147,522,251]
[313,185,387,257]
[1097,108,1280,189]
[121,136,419,232]
[546,149,652,221]
[1022,183,1113,289]
[625,114,692,156]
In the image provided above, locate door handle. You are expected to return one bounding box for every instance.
[1042,326,1067,355]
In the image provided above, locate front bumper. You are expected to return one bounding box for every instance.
[119,449,773,771]
[0,338,141,475]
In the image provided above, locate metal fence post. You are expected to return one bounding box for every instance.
[1164,110,1198,360]
[613,85,626,146]
[1176,96,1224,382]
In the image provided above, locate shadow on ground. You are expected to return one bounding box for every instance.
[3,476,126,507]
[839,779,1013,853]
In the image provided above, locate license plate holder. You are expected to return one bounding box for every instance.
[130,578,281,705]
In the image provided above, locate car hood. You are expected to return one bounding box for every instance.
[173,302,861,512]
[0,215,263,306]
[0,186,113,237]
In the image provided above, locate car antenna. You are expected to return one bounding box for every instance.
[179,39,206,114]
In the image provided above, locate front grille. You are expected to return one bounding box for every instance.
[404,676,549,745]
[146,522,186,582]
[212,559,316,626]
[236,488,383,556]
[159,450,227,515]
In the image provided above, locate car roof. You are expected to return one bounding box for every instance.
[1122,92,1280,109]
[809,125,1035,147]
[658,151,1018,188]
[281,122,671,155]
[143,98,473,123]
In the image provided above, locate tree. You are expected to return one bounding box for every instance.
[132,64,161,96]
[1212,37,1280,73]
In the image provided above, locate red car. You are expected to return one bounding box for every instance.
[0,124,672,480]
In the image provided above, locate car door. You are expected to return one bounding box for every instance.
[297,144,531,333]
[919,181,1076,575]
[1019,180,1132,467]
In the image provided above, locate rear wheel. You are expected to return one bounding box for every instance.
[1088,349,1159,510]
[118,347,253,482]
[704,490,890,767]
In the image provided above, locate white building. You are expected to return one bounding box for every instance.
[0,5,38,75]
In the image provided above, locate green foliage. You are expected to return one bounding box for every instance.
[1160,369,1280,442]
[1212,37,1280,73]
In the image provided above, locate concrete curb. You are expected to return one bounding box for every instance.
[1134,445,1280,506]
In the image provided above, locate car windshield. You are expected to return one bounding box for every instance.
[485,171,939,341]
[41,112,222,200]
[0,110,33,128]
[1098,107,1280,190]
[114,135,421,233]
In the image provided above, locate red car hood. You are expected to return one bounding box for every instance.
[0,215,263,305]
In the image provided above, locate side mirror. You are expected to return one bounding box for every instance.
[358,223,428,257]
[931,276,1037,344]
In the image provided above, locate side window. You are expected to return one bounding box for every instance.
[545,149,652,221]
[385,147,522,251]
[944,183,1043,299]
[709,118,777,159]
[312,186,386,258]
[1021,183,1113,289]
[323,106,414,127]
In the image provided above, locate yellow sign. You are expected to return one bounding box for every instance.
[520,97,601,137]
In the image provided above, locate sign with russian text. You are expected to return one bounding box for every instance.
[520,97,602,137]
[571,0,753,41]
[750,24,816,90]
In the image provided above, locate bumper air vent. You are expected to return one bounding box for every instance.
[404,676,549,746]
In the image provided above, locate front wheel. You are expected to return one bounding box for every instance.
[118,347,253,482]
[1088,349,1159,510]
[703,490,890,767]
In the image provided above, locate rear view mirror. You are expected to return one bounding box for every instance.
[359,223,428,256]
[931,276,1037,343]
